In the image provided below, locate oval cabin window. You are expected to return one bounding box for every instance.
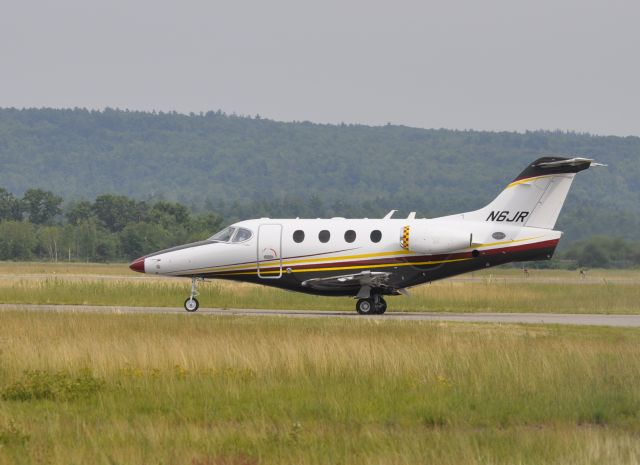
[492,232,506,240]
[293,230,305,243]
[370,230,382,243]
[344,230,356,243]
[318,230,330,243]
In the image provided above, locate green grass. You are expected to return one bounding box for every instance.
[1,262,640,313]
[2,275,640,314]
[0,311,639,464]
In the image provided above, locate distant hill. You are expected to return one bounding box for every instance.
[1,108,639,245]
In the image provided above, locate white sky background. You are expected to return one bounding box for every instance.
[0,0,638,136]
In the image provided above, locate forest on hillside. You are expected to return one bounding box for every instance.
[0,108,639,250]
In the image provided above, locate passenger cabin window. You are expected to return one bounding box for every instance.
[318,230,330,243]
[293,230,305,243]
[232,228,253,242]
[370,230,382,243]
[209,226,236,242]
[344,230,356,243]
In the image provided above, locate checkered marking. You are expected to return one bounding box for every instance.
[400,225,410,250]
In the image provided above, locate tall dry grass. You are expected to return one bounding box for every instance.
[1,311,639,464]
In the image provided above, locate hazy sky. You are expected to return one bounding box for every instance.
[1,0,638,135]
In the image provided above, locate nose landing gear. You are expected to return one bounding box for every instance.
[184,277,202,312]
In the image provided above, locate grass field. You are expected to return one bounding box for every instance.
[0,311,639,464]
[0,262,639,314]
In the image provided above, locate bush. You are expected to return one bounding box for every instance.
[1,369,104,401]
[0,221,37,260]
[0,421,30,446]
[561,236,640,268]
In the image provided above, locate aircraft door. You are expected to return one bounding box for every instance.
[257,224,283,279]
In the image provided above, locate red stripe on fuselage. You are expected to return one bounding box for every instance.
[211,238,560,275]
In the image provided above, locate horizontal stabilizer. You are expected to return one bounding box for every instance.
[537,157,593,168]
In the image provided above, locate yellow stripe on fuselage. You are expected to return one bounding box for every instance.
[175,236,546,276]
[473,235,544,248]
[194,249,413,274]
[213,257,472,276]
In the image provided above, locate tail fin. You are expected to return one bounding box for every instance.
[463,156,600,229]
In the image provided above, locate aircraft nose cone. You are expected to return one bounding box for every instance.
[129,257,145,273]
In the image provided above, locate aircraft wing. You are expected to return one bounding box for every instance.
[301,270,396,297]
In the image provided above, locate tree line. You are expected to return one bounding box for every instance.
[0,187,222,261]
[561,236,640,269]
[1,186,639,267]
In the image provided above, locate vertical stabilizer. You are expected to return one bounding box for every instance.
[463,157,597,229]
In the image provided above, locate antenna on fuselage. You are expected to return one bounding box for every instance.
[407,212,416,219]
[383,210,397,219]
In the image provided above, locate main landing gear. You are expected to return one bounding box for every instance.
[184,277,201,312]
[356,294,387,315]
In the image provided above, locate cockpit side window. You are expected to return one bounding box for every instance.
[232,228,253,243]
[208,226,236,242]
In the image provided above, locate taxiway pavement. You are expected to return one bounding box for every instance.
[1,304,639,327]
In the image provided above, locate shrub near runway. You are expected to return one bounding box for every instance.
[0,311,639,464]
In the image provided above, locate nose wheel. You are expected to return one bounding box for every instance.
[184,277,202,312]
[184,297,199,312]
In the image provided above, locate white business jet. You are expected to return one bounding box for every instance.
[130,156,602,314]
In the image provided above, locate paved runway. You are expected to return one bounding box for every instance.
[1,304,639,327]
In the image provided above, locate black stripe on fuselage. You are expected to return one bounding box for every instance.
[183,241,558,297]
[202,239,559,276]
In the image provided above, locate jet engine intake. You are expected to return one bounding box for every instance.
[400,224,471,254]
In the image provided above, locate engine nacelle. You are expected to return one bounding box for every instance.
[400,223,472,254]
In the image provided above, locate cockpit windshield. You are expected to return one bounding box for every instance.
[232,228,253,242]
[208,226,236,242]
[208,226,253,243]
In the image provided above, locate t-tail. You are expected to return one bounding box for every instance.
[463,156,604,229]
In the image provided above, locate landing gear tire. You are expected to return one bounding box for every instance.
[356,298,375,315]
[356,295,388,315]
[184,297,199,312]
[374,298,387,315]
[184,277,201,312]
